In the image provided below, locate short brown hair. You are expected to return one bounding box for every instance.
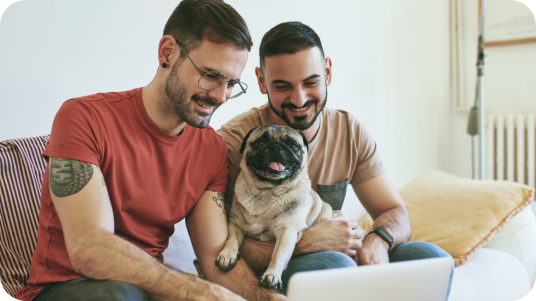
[259,22,324,71]
[163,0,253,54]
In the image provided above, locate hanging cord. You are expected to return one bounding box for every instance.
[472,136,475,179]
[467,4,486,179]
[468,82,480,179]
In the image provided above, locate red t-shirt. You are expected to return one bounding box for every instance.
[16,88,228,301]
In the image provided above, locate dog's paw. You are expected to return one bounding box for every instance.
[259,272,283,290]
[332,210,344,219]
[215,250,240,272]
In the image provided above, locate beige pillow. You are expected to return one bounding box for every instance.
[358,170,534,266]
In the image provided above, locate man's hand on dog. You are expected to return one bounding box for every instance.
[356,233,390,265]
[297,216,365,257]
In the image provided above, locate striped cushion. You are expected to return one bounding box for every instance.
[0,136,49,297]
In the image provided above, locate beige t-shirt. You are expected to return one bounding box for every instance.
[216,103,385,210]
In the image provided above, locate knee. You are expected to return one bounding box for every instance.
[407,242,451,258]
[301,251,357,269]
[322,251,357,268]
[95,281,149,301]
[390,241,453,262]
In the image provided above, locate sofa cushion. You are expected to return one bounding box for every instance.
[162,220,197,273]
[449,248,530,301]
[358,170,534,267]
[484,203,536,286]
[0,136,49,297]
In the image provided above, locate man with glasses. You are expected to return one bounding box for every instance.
[217,21,454,295]
[16,1,284,301]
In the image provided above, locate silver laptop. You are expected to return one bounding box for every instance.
[287,257,452,301]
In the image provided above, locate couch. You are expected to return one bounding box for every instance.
[1,135,535,301]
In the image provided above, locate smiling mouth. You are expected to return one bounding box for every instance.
[287,103,312,112]
[195,100,213,109]
[253,161,287,173]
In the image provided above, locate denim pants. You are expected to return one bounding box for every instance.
[32,278,149,301]
[33,243,453,301]
[270,241,455,298]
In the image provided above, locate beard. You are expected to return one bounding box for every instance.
[164,59,221,129]
[268,86,328,131]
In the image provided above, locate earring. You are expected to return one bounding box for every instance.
[162,63,168,68]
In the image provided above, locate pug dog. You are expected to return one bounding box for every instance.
[215,125,342,290]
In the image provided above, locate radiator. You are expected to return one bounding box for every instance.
[486,115,536,195]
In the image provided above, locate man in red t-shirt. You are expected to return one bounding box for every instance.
[16,1,284,301]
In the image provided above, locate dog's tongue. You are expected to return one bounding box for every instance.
[268,162,285,171]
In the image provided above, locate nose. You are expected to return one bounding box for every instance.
[270,144,282,152]
[208,83,229,104]
[290,87,308,108]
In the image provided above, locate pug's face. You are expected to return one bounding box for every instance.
[239,125,309,184]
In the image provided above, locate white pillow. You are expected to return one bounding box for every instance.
[484,203,536,286]
[449,248,530,301]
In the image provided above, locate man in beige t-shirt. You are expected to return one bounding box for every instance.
[217,21,453,295]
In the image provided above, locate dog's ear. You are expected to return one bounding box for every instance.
[239,127,258,155]
[298,131,309,151]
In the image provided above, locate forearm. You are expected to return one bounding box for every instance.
[238,237,275,272]
[238,229,320,273]
[187,191,284,301]
[369,204,411,249]
[70,231,233,301]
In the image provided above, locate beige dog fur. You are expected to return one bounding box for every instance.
[216,126,341,289]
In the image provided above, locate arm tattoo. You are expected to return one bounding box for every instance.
[49,157,93,197]
[211,191,226,215]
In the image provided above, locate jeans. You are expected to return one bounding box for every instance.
[265,241,454,299]
[33,242,453,300]
[32,278,149,301]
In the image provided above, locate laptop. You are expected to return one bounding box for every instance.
[287,257,453,301]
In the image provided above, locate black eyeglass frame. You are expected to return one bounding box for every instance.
[174,39,247,99]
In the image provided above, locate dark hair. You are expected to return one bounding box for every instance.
[163,0,253,54]
[259,21,324,71]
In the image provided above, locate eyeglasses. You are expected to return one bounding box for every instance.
[175,39,247,99]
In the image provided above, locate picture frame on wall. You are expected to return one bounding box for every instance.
[480,0,536,46]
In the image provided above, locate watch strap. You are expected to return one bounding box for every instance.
[365,227,394,251]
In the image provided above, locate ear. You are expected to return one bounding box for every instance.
[159,35,178,69]
[239,127,258,155]
[255,67,268,94]
[298,131,309,151]
[324,57,332,86]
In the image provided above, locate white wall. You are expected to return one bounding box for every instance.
[0,0,452,186]
[450,0,536,179]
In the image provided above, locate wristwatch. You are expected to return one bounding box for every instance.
[365,227,394,251]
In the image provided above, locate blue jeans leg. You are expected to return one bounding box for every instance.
[389,241,454,300]
[32,278,149,301]
[256,251,357,295]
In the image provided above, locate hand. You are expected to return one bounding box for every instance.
[298,217,365,257]
[356,233,390,265]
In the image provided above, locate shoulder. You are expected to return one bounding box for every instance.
[205,125,228,147]
[189,126,229,155]
[190,127,230,172]
[321,107,376,144]
[217,104,271,151]
[182,126,230,175]
[322,106,362,129]
[59,89,137,115]
[218,103,270,135]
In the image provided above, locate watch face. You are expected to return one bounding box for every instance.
[379,228,393,241]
